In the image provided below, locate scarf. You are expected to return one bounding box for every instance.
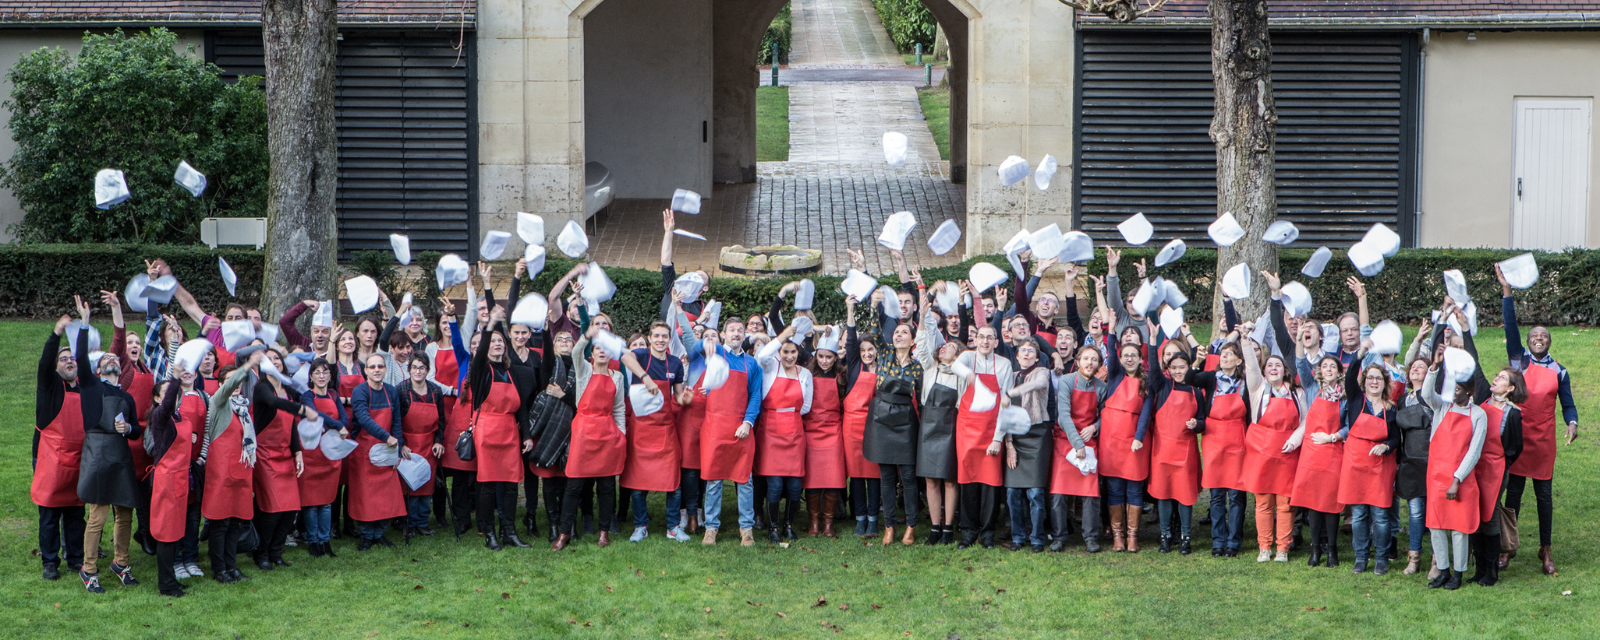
[229,391,258,466]
[1318,378,1345,403]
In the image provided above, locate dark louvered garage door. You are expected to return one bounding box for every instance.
[207,32,476,257]
[1074,30,1419,247]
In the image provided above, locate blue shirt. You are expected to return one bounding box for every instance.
[351,382,402,440]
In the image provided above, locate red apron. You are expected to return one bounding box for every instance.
[701,364,754,482]
[252,406,301,513]
[338,371,364,399]
[32,387,85,508]
[401,391,441,497]
[1388,379,1407,406]
[1201,391,1249,492]
[567,373,627,478]
[124,368,157,481]
[348,401,407,521]
[755,376,806,477]
[956,371,1002,486]
[1337,410,1396,508]
[802,376,847,489]
[1203,353,1220,372]
[1050,385,1100,496]
[621,378,681,491]
[1426,410,1482,531]
[474,378,525,483]
[1475,402,1507,521]
[1290,397,1344,513]
[1098,377,1149,482]
[215,347,236,369]
[677,375,706,470]
[181,394,207,484]
[150,398,194,543]
[1509,363,1557,480]
[298,394,343,506]
[1242,394,1301,496]
[1147,387,1201,505]
[202,377,219,395]
[842,371,879,479]
[442,387,477,472]
[434,348,459,421]
[202,414,254,521]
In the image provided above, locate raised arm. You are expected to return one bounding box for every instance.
[1496,264,1524,362]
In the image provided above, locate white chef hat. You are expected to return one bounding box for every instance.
[630,383,665,417]
[1370,320,1403,355]
[173,338,212,374]
[581,262,616,305]
[221,319,257,352]
[1499,253,1539,289]
[1027,224,1064,262]
[1301,246,1332,278]
[877,211,918,251]
[95,168,130,209]
[321,432,357,460]
[790,316,814,345]
[1208,212,1245,247]
[926,219,961,256]
[1362,223,1401,257]
[88,350,108,375]
[1348,242,1385,277]
[344,276,380,314]
[878,285,901,320]
[1003,229,1031,277]
[1059,231,1093,263]
[557,220,589,257]
[998,155,1031,187]
[672,189,702,214]
[142,275,178,304]
[311,300,335,329]
[793,278,815,310]
[257,323,280,347]
[675,272,707,304]
[1280,281,1313,318]
[814,326,842,354]
[996,405,1032,435]
[479,230,512,261]
[1263,220,1299,245]
[436,253,470,290]
[1161,279,1188,309]
[1159,306,1184,338]
[297,414,323,451]
[591,330,626,360]
[174,161,206,198]
[517,212,545,245]
[1442,270,1471,306]
[1448,300,1479,337]
[524,244,546,279]
[124,274,151,314]
[65,320,102,355]
[398,454,432,491]
[1034,154,1059,190]
[700,300,723,330]
[1117,213,1153,246]
[702,351,730,391]
[1441,346,1477,401]
[968,262,1009,294]
[1155,239,1187,268]
[390,234,411,266]
[511,292,548,330]
[219,257,237,297]
[935,283,959,316]
[1222,263,1251,300]
[1131,279,1160,317]
[883,132,908,167]
[840,269,879,302]
[674,229,706,241]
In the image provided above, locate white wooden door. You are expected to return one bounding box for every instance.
[1512,98,1592,250]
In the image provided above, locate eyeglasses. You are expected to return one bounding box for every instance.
[57,355,74,363]
[365,363,386,370]
[409,364,429,371]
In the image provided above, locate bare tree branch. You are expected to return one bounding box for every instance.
[1056,0,1169,23]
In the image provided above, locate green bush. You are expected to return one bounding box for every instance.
[758,3,792,65]
[0,244,263,318]
[873,0,937,53]
[0,28,268,244]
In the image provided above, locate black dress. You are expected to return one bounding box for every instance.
[864,378,919,466]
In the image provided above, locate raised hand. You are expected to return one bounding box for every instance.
[1259,270,1281,294]
[1133,258,1147,279]
[1105,248,1121,271]
[1346,276,1366,299]
[663,208,675,233]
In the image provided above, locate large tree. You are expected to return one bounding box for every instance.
[261,0,339,316]
[1208,0,1276,321]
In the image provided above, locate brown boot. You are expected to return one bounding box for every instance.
[552,533,571,551]
[739,528,755,547]
[902,525,916,546]
[820,493,839,537]
[687,512,699,535]
[596,531,610,548]
[1539,545,1556,575]
[1125,505,1142,553]
[806,493,822,537]
[1403,550,1421,575]
[882,525,896,546]
[1109,505,1127,552]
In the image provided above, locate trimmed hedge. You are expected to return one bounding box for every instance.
[4,245,1596,332]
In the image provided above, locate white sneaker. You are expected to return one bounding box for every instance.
[1274,551,1289,563]
[629,526,649,542]
[1256,549,1272,563]
[185,562,204,578]
[668,527,690,542]
[173,563,191,580]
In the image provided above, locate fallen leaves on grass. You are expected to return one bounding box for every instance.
[776,612,787,618]
[414,585,424,590]
[839,604,850,611]
[747,601,763,607]
[605,585,614,593]
[1304,607,1326,612]
[871,604,883,610]
[501,592,511,599]
[813,596,828,608]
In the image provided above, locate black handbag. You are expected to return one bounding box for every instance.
[455,426,475,462]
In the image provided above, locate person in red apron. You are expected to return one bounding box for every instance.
[556,330,629,549]
[146,378,192,597]
[1189,340,1249,557]
[1144,328,1207,556]
[465,320,537,550]
[1100,341,1150,553]
[1472,366,1525,587]
[1337,359,1401,576]
[202,358,261,583]
[1420,352,1488,591]
[754,326,814,543]
[840,301,883,539]
[1240,301,1307,563]
[1497,266,1576,576]
[298,359,349,558]
[428,311,463,534]
[199,350,220,395]
[164,356,212,581]
[954,325,1012,549]
[34,317,91,581]
[1051,346,1107,553]
[439,300,481,537]
[803,327,847,537]
[349,353,411,550]
[619,322,688,542]
[108,295,160,557]
[688,318,763,546]
[1291,349,1347,568]
[914,310,962,547]
[247,349,317,570]
[399,355,448,538]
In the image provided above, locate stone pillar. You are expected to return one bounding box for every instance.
[712,0,790,184]
[921,0,968,184]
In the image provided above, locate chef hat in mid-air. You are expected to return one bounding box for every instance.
[557,220,589,257]
[1033,155,1059,190]
[927,220,961,256]
[1027,224,1064,263]
[1161,279,1188,309]
[124,275,152,313]
[1208,212,1245,247]
[1498,253,1539,289]
[1003,229,1031,277]
[581,262,616,305]
[1131,279,1160,317]
[1059,231,1093,263]
[436,254,470,290]
[671,189,702,214]
[1155,239,1187,268]
[173,338,212,374]
[344,276,380,314]
[390,234,411,266]
[524,244,546,279]
[1443,269,1471,307]
[877,211,918,251]
[1370,320,1403,355]
[479,230,512,261]
[517,212,545,246]
[591,330,626,360]
[1118,213,1153,246]
[95,169,130,209]
[1348,242,1385,277]
[221,319,257,352]
[1159,306,1184,338]
[1301,246,1332,278]
[968,262,1009,294]
[1263,220,1299,245]
[219,257,238,297]
[65,320,102,355]
[1361,223,1402,257]
[1280,281,1313,318]
[840,269,879,302]
[793,278,815,311]
[1221,263,1251,300]
[998,156,1031,187]
[883,132,909,167]
[511,292,548,330]
[142,275,178,305]
[174,161,206,198]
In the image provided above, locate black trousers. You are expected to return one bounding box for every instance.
[879,464,919,527]
[156,540,182,594]
[38,505,86,569]
[1306,509,1340,548]
[542,477,567,533]
[958,483,998,539]
[1504,474,1554,546]
[561,477,616,535]
[443,468,477,526]
[134,477,152,548]
[521,477,567,534]
[679,469,703,512]
[476,481,516,534]
[252,510,296,562]
[206,517,245,574]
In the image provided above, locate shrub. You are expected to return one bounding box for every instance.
[759,3,792,65]
[873,0,937,53]
[0,28,269,244]
[0,244,262,318]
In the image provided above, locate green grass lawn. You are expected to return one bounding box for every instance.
[917,87,950,161]
[757,86,790,162]
[2,318,1598,638]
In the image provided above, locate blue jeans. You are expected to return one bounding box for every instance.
[1105,477,1145,507]
[1157,499,1193,540]
[1209,489,1246,550]
[1006,487,1047,546]
[406,496,432,528]
[302,504,332,545]
[1351,504,1393,562]
[359,519,388,540]
[764,476,803,502]
[631,490,683,529]
[702,477,755,531]
[676,469,702,512]
[1406,497,1426,552]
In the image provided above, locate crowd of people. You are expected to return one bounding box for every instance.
[33,210,1578,598]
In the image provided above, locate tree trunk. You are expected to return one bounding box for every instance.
[261,0,339,317]
[1209,0,1277,323]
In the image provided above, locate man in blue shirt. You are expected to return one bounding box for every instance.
[686,318,763,546]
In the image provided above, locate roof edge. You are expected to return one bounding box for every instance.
[1079,14,1600,30]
